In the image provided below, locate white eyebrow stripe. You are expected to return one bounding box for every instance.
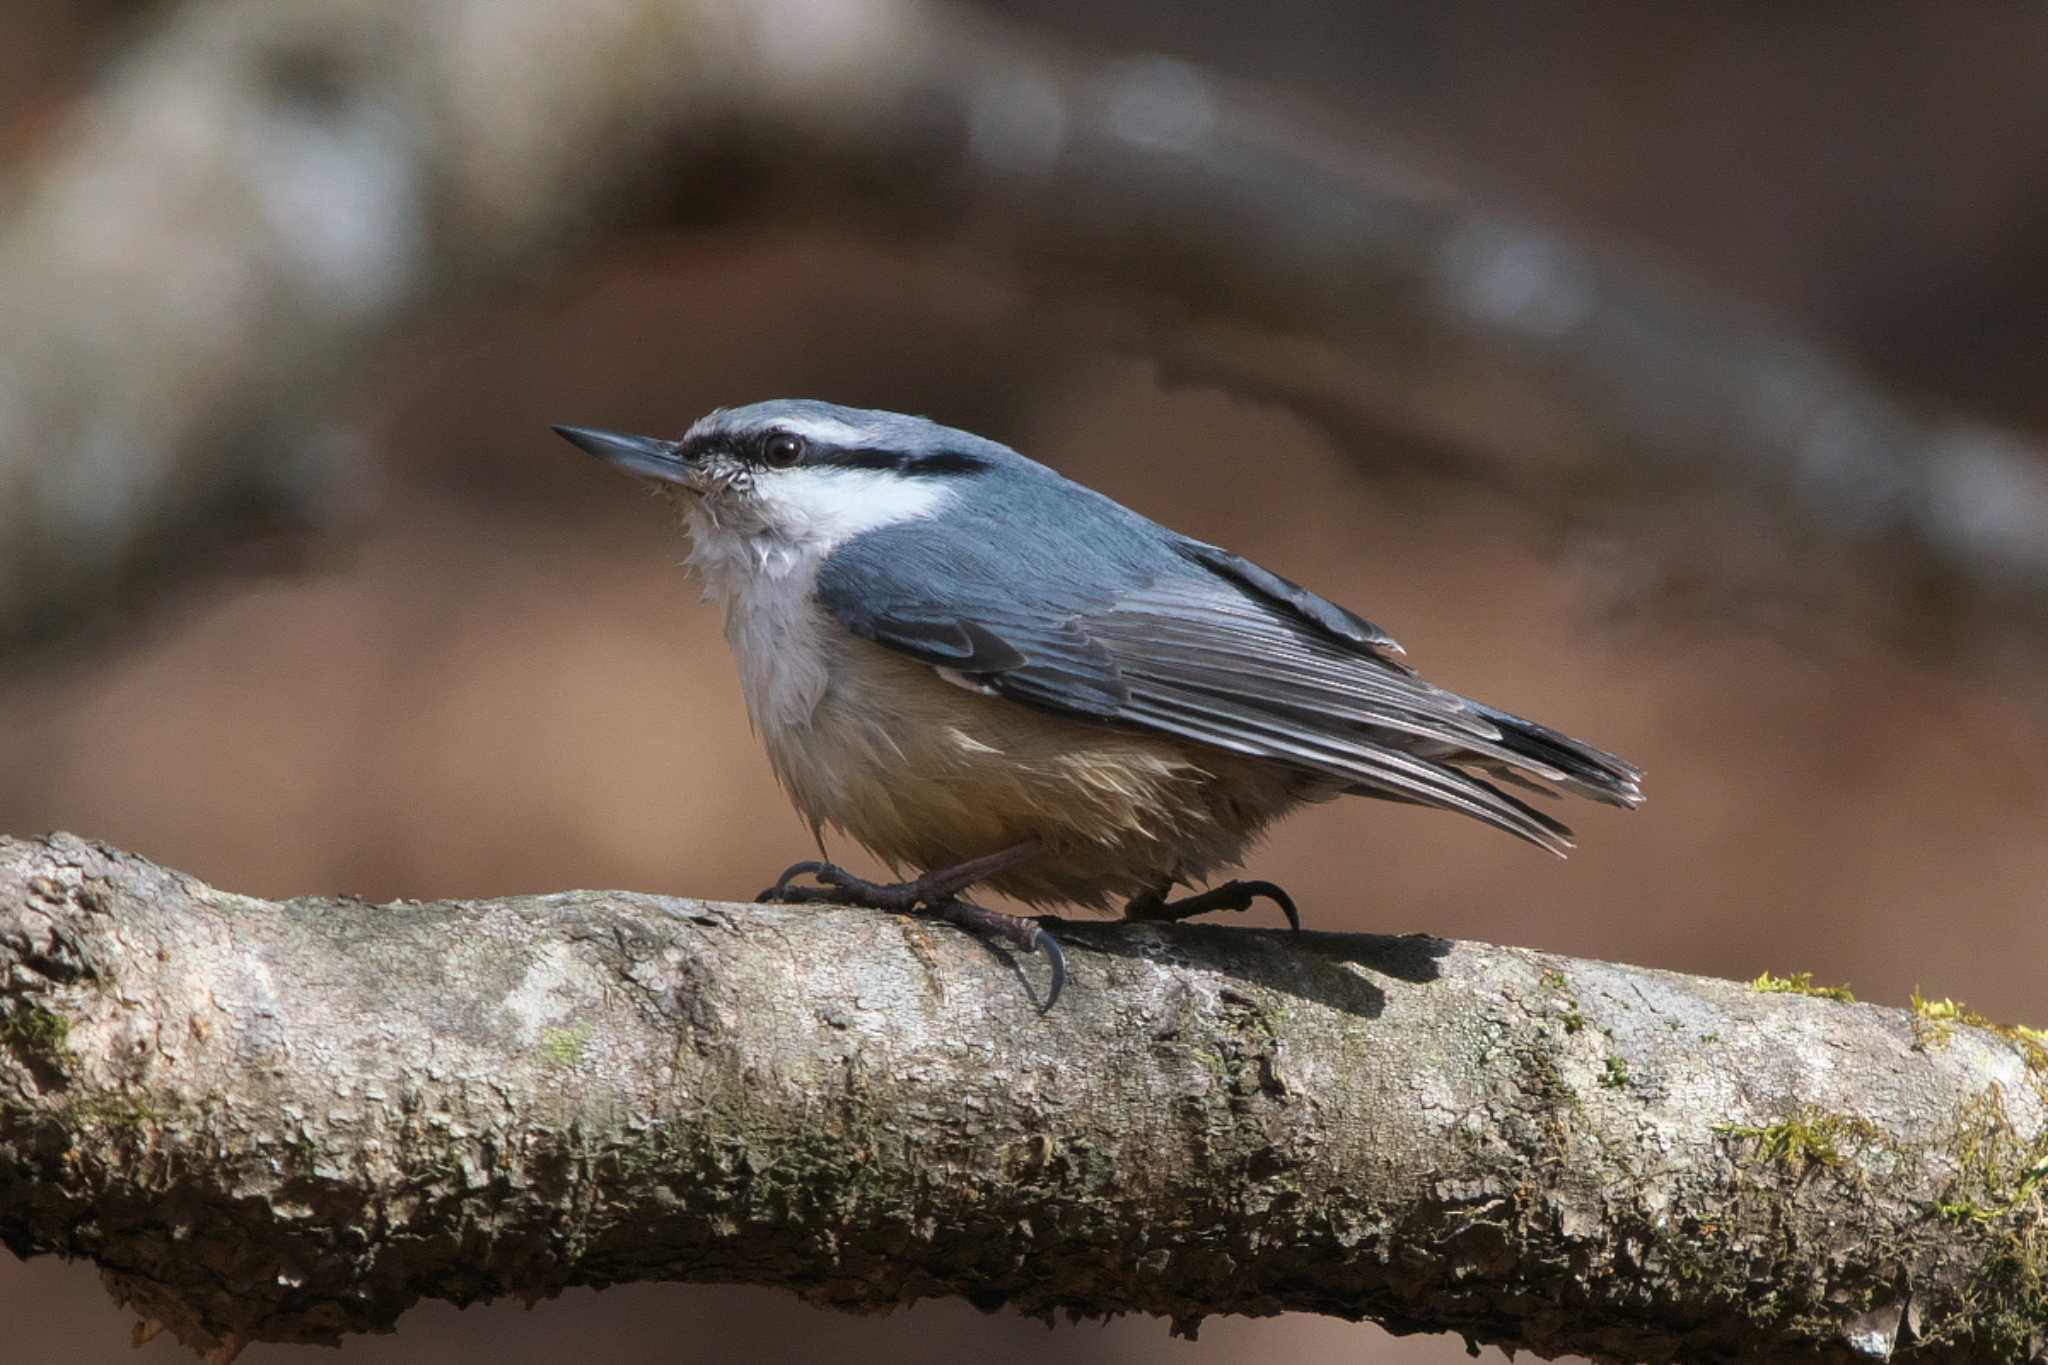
[700,409,884,446]
[779,414,883,445]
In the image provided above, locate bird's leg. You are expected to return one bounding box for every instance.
[757,840,1040,910]
[1123,879,1301,931]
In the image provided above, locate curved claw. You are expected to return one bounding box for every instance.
[1027,924,1067,1012]
[1238,880,1301,933]
[758,859,832,903]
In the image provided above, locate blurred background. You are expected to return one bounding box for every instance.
[5,1,2047,1361]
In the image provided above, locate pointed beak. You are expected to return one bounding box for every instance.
[552,425,690,484]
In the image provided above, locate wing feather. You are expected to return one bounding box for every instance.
[817,519,1634,852]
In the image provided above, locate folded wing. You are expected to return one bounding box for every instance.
[817,524,1641,854]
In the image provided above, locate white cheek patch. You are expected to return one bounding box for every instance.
[757,466,957,549]
[678,464,957,738]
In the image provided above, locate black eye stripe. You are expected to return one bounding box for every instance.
[810,447,989,477]
[678,433,991,477]
[807,447,896,472]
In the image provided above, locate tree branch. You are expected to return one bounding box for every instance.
[2,834,2044,1362]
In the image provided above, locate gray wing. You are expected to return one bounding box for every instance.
[817,524,1637,853]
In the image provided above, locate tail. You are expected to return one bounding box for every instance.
[1339,701,1644,855]
[1467,703,1646,810]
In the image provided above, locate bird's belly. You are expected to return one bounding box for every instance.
[758,635,1312,908]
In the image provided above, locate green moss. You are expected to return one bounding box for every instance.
[1712,1002,2048,1358]
[1912,990,1965,1050]
[539,1023,593,1069]
[1917,1085,2048,1350]
[1,1004,73,1075]
[1708,1085,2043,1352]
[1535,968,1586,1033]
[59,1094,157,1136]
[1699,1042,2048,1353]
[1933,1088,2048,1223]
[1714,1108,1883,1174]
[1748,971,1856,1003]
[1600,1056,1630,1090]
[1909,991,2048,1072]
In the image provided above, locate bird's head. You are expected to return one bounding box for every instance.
[554,400,1005,564]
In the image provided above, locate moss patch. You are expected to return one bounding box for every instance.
[1536,968,1586,1034]
[1936,1087,2048,1223]
[1918,1084,2048,1351]
[61,1094,157,1137]
[2,1003,73,1078]
[1748,971,1855,1003]
[1714,1108,1884,1175]
[1910,991,2048,1071]
[1700,1083,2047,1355]
[1899,996,2048,1351]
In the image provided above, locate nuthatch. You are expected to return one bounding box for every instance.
[555,401,1643,1005]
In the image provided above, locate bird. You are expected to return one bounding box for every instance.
[554,400,1643,1005]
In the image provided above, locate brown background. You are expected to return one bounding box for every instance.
[6,3,2047,1362]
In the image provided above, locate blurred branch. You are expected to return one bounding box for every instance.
[6,0,2048,658]
[4,835,2045,1363]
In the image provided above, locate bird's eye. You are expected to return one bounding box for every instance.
[762,432,804,468]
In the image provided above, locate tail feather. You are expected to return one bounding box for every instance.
[1468,703,1645,810]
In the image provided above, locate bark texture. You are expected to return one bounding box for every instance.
[3,835,2046,1362]
[6,0,2048,657]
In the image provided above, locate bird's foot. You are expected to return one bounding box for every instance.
[756,842,1063,1007]
[1122,879,1301,931]
[757,860,911,909]
[756,841,1036,911]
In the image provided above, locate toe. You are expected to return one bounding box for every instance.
[765,860,829,897]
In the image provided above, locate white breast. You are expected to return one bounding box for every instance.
[684,520,834,738]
